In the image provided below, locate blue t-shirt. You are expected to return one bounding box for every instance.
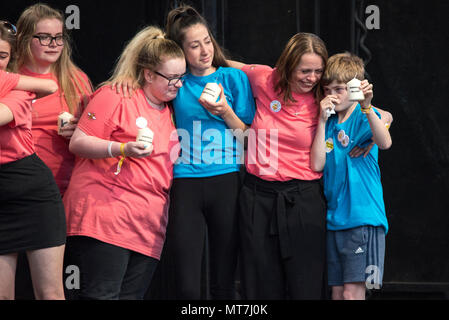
[323,104,388,233]
[173,67,256,178]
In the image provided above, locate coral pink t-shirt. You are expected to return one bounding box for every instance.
[0,90,36,164]
[242,64,322,181]
[63,86,179,259]
[0,70,20,97]
[19,67,90,196]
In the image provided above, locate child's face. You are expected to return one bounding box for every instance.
[323,80,353,112]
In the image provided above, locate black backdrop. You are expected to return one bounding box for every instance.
[2,0,448,298]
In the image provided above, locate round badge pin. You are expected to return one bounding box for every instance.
[270,100,282,113]
[338,130,346,142]
[325,137,334,153]
[136,117,148,129]
[341,135,350,148]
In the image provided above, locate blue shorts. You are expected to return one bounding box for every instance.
[327,226,385,288]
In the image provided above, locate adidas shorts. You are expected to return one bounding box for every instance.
[327,226,385,288]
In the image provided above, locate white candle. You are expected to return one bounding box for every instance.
[58,112,74,135]
[200,83,221,103]
[347,78,365,101]
[136,127,154,151]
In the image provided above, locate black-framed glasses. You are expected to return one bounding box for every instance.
[153,70,186,86]
[0,20,17,36]
[32,34,65,46]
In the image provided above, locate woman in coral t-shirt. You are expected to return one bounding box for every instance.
[0,19,67,300]
[63,26,185,300]
[227,33,330,299]
[15,4,93,196]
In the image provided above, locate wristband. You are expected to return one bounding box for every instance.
[107,141,114,158]
[361,105,372,114]
[120,143,126,157]
[114,143,127,175]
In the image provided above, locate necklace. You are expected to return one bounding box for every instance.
[144,94,164,111]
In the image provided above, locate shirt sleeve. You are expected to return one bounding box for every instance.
[357,107,382,145]
[228,69,256,125]
[77,87,120,140]
[0,90,35,128]
[0,70,21,98]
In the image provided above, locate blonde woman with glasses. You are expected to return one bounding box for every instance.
[63,26,185,300]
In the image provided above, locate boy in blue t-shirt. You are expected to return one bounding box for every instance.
[311,53,392,300]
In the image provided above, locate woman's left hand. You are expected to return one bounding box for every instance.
[349,141,375,158]
[198,84,231,117]
[59,117,79,140]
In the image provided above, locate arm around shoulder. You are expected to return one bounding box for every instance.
[16,75,58,97]
[226,59,247,70]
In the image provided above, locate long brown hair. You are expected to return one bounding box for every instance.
[166,3,228,69]
[15,3,92,115]
[275,32,328,104]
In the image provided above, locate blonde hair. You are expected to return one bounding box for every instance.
[322,52,365,86]
[104,26,184,88]
[275,32,328,104]
[15,3,92,115]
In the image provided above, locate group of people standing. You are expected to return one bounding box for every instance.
[0,3,392,300]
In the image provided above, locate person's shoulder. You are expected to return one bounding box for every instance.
[243,64,273,74]
[90,85,123,105]
[219,66,251,83]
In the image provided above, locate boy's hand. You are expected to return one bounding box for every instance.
[360,80,373,109]
[319,95,340,122]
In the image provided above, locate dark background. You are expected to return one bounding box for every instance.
[2,0,448,299]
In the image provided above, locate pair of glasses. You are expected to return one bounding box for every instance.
[0,20,17,35]
[153,70,186,86]
[32,34,65,46]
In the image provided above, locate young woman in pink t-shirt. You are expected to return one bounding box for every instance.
[63,26,185,300]
[1,19,67,300]
[15,4,93,197]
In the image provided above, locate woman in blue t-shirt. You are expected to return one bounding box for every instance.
[113,4,255,300]
[163,4,255,299]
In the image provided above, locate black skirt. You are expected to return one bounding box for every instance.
[0,153,66,255]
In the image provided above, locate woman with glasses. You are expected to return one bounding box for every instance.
[62,26,185,300]
[0,20,67,300]
[15,3,93,197]
[0,20,58,95]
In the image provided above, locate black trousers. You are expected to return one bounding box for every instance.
[166,172,241,299]
[238,173,328,300]
[66,236,158,300]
